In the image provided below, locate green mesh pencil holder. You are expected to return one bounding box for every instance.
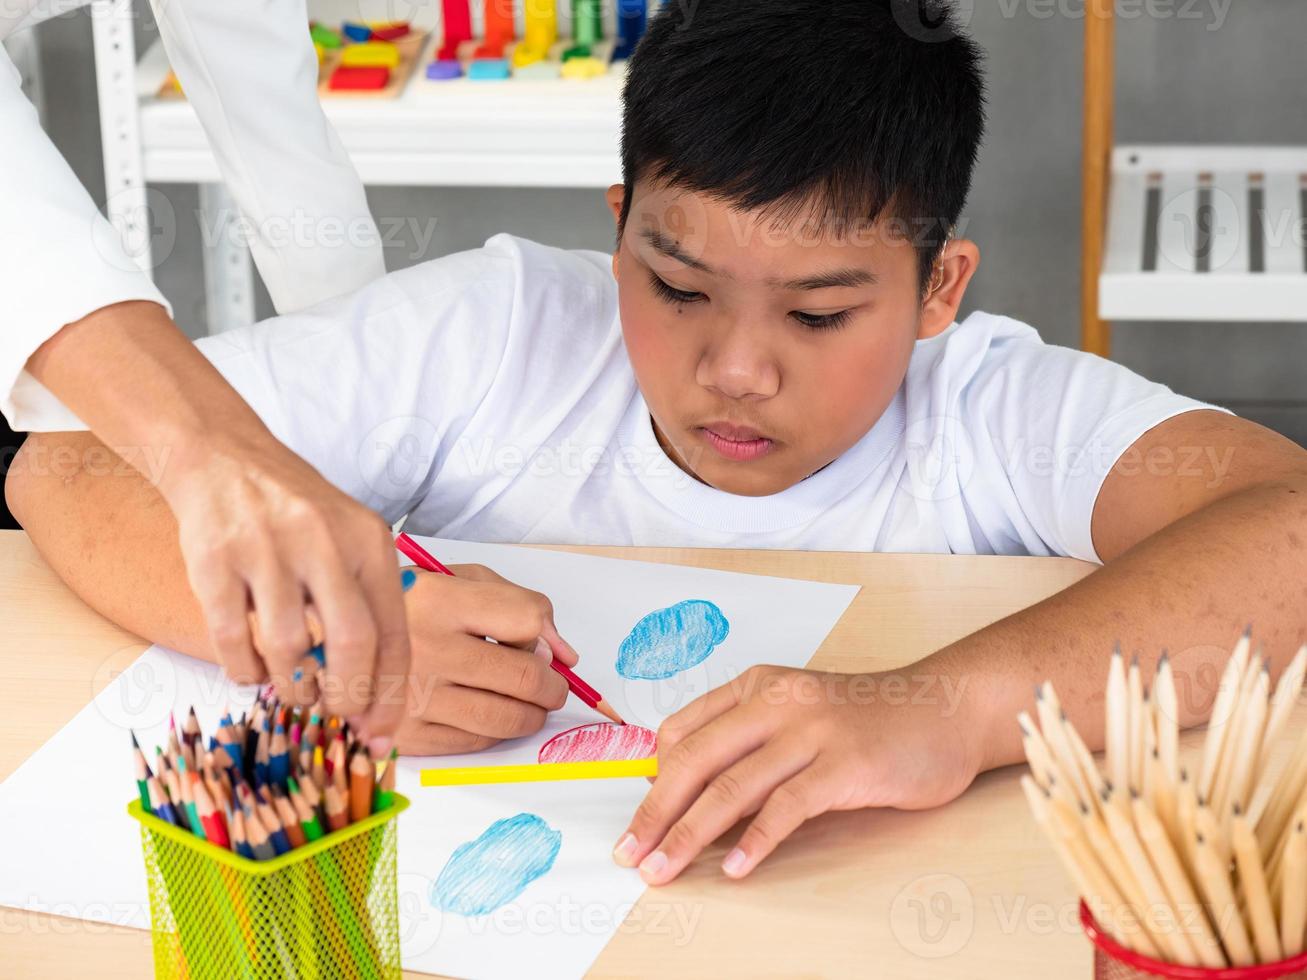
[127,794,409,980]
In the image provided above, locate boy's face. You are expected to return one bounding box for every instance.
[607,181,977,497]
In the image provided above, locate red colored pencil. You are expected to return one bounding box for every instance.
[394,532,624,725]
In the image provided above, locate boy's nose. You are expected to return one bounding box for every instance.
[696,338,780,401]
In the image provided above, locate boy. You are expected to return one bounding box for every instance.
[9,0,1307,888]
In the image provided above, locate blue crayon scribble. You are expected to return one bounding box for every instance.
[616,600,730,681]
[430,813,562,917]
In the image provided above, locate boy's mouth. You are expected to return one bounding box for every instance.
[697,422,775,462]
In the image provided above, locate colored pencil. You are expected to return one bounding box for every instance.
[420,757,657,786]
[395,531,625,725]
[131,688,399,862]
[374,748,398,813]
[131,732,153,813]
[349,748,374,823]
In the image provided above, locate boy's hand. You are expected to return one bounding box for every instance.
[394,564,580,754]
[612,665,983,884]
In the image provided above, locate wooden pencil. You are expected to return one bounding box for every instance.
[1126,654,1144,793]
[1280,818,1306,957]
[323,784,350,832]
[1194,831,1255,967]
[348,747,373,823]
[1199,625,1251,800]
[1232,806,1282,963]
[272,788,308,849]
[1020,630,1307,970]
[1106,646,1129,792]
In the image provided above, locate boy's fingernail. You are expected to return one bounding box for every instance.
[721,847,748,877]
[638,850,668,879]
[612,833,638,864]
[369,736,393,758]
[533,637,552,659]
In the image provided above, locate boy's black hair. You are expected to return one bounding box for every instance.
[619,0,986,297]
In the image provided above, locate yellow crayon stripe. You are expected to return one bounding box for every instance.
[420,757,657,786]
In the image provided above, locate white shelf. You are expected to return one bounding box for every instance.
[1099,144,1307,322]
[133,33,625,188]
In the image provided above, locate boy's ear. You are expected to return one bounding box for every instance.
[605,184,624,278]
[917,238,980,340]
[605,184,624,223]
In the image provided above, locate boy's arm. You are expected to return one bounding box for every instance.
[614,410,1307,884]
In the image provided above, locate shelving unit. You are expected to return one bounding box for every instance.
[90,0,625,332]
[1081,1,1307,356]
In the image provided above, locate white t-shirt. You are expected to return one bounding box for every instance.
[195,233,1230,564]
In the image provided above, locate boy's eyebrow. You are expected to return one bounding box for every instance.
[770,268,878,291]
[640,228,722,276]
[639,228,877,290]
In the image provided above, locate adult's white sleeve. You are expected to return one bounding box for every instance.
[146,0,385,315]
[0,45,172,433]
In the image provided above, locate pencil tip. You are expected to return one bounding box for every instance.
[1112,643,1122,659]
[1059,709,1068,723]
[1034,683,1044,701]
[130,730,139,749]
[1129,652,1139,667]
[1232,802,1243,817]
[1159,649,1169,664]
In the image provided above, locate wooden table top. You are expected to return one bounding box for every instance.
[1,529,1132,978]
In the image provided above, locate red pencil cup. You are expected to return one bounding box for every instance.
[1081,901,1307,980]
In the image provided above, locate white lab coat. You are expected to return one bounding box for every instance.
[1,0,384,432]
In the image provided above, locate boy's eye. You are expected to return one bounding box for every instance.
[791,309,853,331]
[647,271,705,305]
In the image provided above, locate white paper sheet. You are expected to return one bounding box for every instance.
[0,536,858,979]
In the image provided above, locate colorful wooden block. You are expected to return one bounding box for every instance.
[310,22,342,48]
[512,59,561,79]
[572,0,602,47]
[475,0,515,59]
[341,21,372,42]
[613,0,646,59]
[560,55,606,79]
[521,0,556,59]
[426,59,462,80]
[341,41,400,68]
[368,22,411,41]
[328,65,390,90]
[438,0,472,60]
[467,58,511,80]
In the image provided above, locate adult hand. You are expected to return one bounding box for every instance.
[161,428,412,752]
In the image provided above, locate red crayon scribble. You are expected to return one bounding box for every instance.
[538,723,656,764]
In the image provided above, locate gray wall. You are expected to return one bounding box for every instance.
[29,0,1307,444]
